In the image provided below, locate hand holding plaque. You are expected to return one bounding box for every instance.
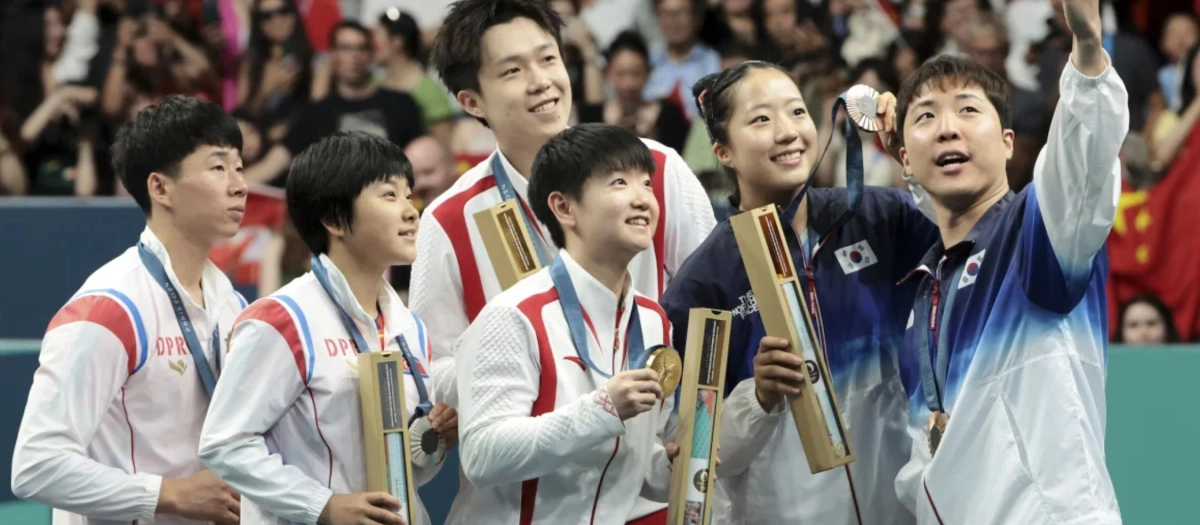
[751,336,805,411]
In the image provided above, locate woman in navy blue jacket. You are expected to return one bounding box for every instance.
[660,61,938,525]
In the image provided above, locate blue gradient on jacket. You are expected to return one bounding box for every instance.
[898,186,1112,425]
[663,186,939,398]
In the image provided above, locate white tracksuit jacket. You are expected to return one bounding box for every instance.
[198,255,441,525]
[11,227,245,525]
[412,141,713,524]
[453,251,676,525]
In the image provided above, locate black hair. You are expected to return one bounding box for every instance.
[111,95,242,215]
[330,19,372,49]
[1180,43,1199,111]
[1115,293,1181,344]
[245,0,313,109]
[692,61,790,147]
[379,10,422,62]
[605,30,650,66]
[529,123,656,249]
[287,132,414,255]
[895,55,1011,146]
[431,0,564,126]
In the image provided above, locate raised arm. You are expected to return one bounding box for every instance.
[1022,0,1128,311]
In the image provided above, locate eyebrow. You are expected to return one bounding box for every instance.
[913,92,987,110]
[206,150,231,160]
[495,43,556,65]
[747,97,805,112]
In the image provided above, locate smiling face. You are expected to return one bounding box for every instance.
[335,176,421,267]
[1121,302,1168,345]
[460,17,571,151]
[714,68,819,205]
[899,81,1013,213]
[558,169,659,258]
[151,145,248,241]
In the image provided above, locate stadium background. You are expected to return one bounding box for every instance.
[0,199,1194,524]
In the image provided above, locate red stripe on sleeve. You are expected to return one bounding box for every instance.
[47,295,138,374]
[237,299,306,381]
[649,150,668,299]
[634,296,671,348]
[432,177,499,323]
[514,287,561,525]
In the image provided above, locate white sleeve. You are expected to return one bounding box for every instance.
[664,148,717,281]
[457,305,627,488]
[10,305,162,522]
[1032,51,1129,273]
[894,422,931,515]
[713,379,787,478]
[410,213,465,407]
[52,10,99,84]
[199,312,333,525]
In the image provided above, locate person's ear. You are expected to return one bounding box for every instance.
[548,190,577,236]
[457,90,488,123]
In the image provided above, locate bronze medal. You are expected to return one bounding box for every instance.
[928,411,949,457]
[645,346,682,395]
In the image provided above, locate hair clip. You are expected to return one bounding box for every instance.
[697,89,709,117]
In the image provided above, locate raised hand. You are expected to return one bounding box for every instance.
[604,369,663,420]
[752,336,805,412]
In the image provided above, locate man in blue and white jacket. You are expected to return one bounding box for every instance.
[891,0,1127,523]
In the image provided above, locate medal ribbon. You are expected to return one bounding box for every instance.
[549,254,647,378]
[781,89,867,227]
[492,154,550,267]
[138,244,220,397]
[311,256,432,423]
[916,264,953,414]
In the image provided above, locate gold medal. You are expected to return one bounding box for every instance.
[645,345,682,395]
[927,411,949,457]
[844,84,882,132]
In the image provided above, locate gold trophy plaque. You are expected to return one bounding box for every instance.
[358,351,419,524]
[473,199,543,291]
[667,309,732,525]
[730,205,854,473]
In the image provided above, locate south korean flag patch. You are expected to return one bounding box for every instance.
[834,240,878,275]
[958,250,986,290]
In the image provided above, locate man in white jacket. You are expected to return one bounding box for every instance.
[199,132,457,525]
[11,95,247,525]
[454,124,678,524]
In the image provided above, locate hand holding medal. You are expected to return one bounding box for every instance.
[409,402,457,469]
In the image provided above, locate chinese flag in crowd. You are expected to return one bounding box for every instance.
[1107,126,1200,342]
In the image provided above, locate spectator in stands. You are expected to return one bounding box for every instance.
[552,0,603,126]
[1115,294,1181,345]
[696,0,758,51]
[244,21,424,187]
[404,135,458,210]
[0,109,27,196]
[1158,12,1199,111]
[238,0,313,141]
[681,38,756,173]
[101,12,217,121]
[375,10,456,148]
[1151,42,1200,172]
[645,0,721,121]
[760,0,829,65]
[579,31,689,153]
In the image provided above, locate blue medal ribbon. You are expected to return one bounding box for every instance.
[916,270,951,413]
[311,256,432,423]
[492,154,550,267]
[548,255,647,378]
[138,244,220,397]
[781,89,867,226]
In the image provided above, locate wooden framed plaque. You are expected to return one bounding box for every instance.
[730,205,854,473]
[667,309,732,525]
[473,199,543,291]
[358,351,419,524]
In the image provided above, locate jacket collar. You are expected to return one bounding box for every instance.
[727,186,851,239]
[559,250,636,345]
[314,254,415,345]
[139,227,233,314]
[493,149,530,200]
[910,190,1017,276]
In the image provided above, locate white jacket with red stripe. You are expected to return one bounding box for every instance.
[451,251,676,525]
[198,255,442,525]
[11,227,246,525]
[411,142,715,406]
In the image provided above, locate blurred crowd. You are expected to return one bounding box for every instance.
[1,0,1198,344]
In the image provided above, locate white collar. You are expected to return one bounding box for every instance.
[494,149,531,200]
[558,250,635,340]
[138,226,232,313]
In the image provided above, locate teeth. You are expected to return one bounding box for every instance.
[772,151,803,162]
[627,218,649,226]
[532,100,556,113]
